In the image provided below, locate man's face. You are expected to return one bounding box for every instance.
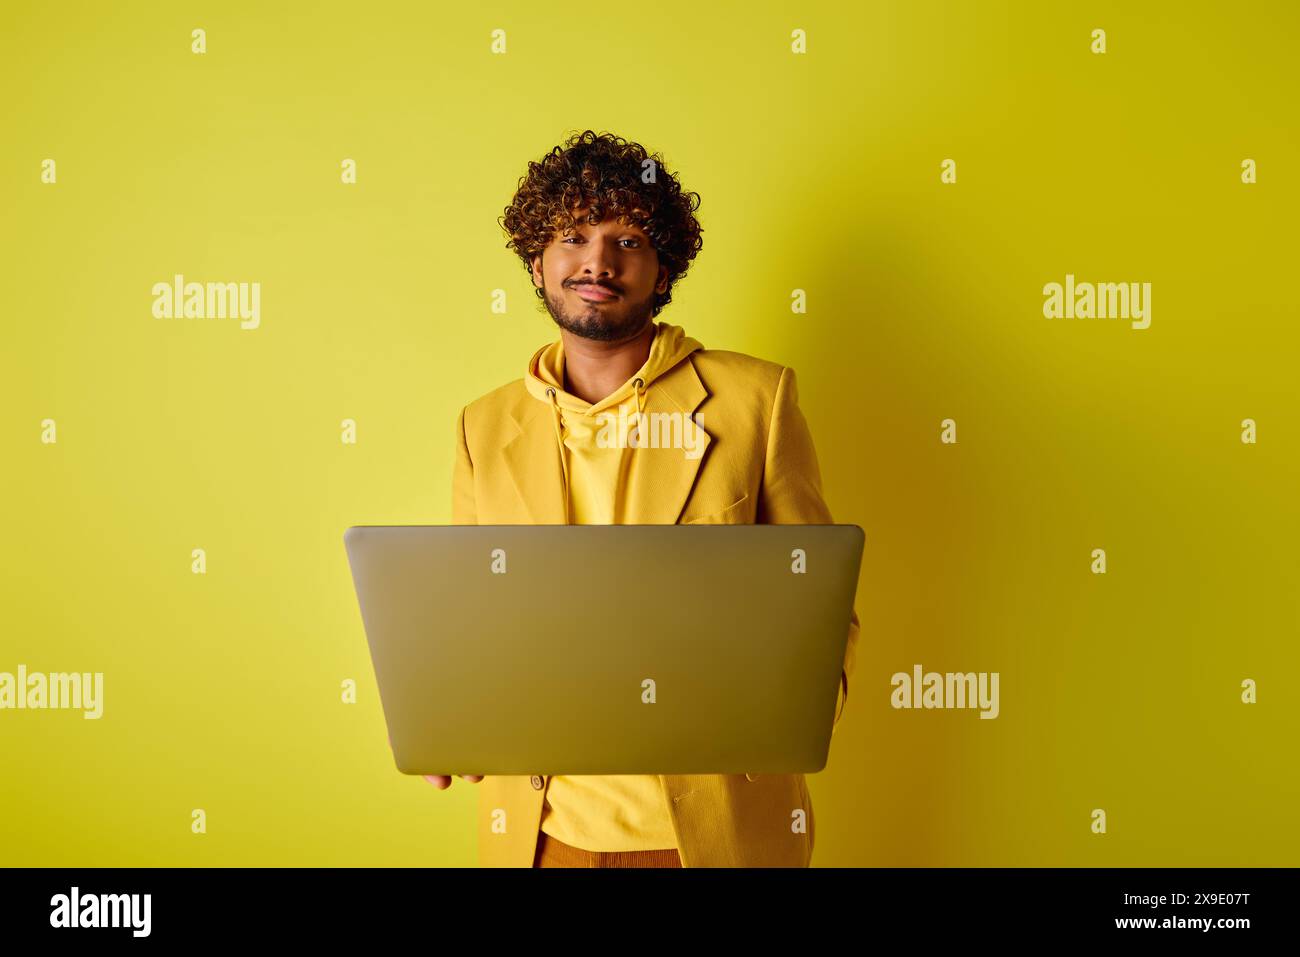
[531,208,669,342]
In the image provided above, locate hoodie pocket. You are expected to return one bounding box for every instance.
[682,492,751,526]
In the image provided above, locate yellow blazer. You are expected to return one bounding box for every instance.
[453,346,860,867]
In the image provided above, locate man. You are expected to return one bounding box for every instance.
[437,130,860,868]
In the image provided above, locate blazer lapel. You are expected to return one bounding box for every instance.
[498,405,567,524]
[620,356,711,525]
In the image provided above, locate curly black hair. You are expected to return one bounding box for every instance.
[499,130,703,318]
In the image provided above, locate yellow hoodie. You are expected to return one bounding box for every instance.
[521,321,703,851]
[524,320,705,526]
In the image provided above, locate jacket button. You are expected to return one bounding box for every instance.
[530,775,544,790]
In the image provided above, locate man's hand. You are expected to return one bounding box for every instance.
[421,774,483,789]
[387,733,483,789]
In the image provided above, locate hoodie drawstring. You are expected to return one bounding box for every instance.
[545,386,570,525]
[548,377,645,526]
[617,378,647,524]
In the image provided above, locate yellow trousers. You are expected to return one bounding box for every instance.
[533,832,682,868]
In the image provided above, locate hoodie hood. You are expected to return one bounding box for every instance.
[524,321,704,524]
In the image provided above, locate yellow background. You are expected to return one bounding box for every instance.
[2,0,1296,866]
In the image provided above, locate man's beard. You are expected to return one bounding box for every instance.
[541,279,655,343]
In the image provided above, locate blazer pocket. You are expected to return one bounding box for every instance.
[682,492,751,525]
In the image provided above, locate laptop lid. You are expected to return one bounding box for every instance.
[344,524,863,776]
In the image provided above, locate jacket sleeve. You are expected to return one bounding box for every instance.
[452,406,477,525]
[757,366,860,736]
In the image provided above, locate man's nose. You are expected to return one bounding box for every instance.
[581,239,617,277]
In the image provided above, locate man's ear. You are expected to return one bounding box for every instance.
[530,253,543,288]
[655,265,669,294]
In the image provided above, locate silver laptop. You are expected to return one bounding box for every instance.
[344,524,863,776]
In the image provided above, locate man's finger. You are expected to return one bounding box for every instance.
[423,775,452,789]
[460,775,484,783]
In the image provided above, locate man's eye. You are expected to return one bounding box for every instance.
[559,236,639,247]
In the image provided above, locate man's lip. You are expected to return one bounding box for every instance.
[572,284,619,301]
